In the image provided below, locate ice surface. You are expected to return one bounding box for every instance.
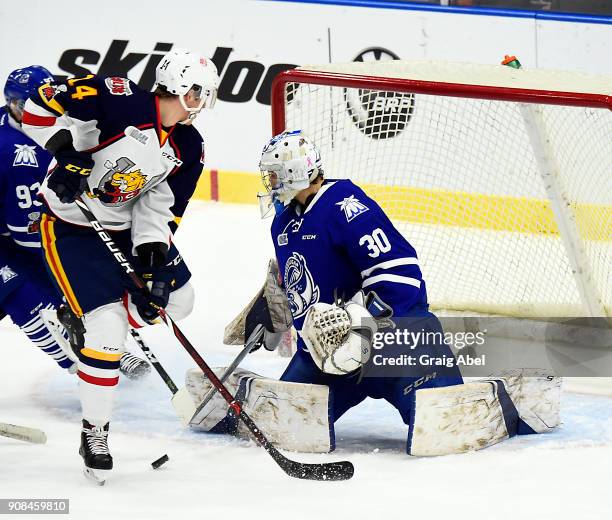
[1,201,611,519]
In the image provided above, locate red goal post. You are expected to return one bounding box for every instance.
[269,60,612,319]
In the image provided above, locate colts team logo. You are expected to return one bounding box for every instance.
[284,253,320,318]
[27,212,41,234]
[105,77,132,96]
[97,157,148,205]
[336,195,369,222]
[1,266,18,283]
[40,84,66,102]
[13,144,38,167]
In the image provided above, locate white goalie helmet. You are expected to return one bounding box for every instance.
[155,49,219,121]
[258,130,323,217]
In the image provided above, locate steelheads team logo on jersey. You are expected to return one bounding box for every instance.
[1,266,18,283]
[284,252,320,318]
[13,144,38,167]
[336,195,369,222]
[97,157,148,205]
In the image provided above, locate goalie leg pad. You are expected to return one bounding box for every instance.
[408,369,561,456]
[186,368,334,453]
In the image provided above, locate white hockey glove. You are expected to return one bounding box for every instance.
[301,291,392,375]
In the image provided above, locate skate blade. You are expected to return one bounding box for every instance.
[83,466,111,486]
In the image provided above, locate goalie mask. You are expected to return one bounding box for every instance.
[155,49,219,122]
[258,130,323,217]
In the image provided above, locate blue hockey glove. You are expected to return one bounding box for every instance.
[47,150,94,204]
[132,242,173,324]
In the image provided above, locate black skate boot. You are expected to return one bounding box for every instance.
[80,420,113,485]
[119,352,151,380]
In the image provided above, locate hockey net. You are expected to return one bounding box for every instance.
[271,60,612,319]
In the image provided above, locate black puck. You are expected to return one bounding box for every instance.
[151,454,169,469]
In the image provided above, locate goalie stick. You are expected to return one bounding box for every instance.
[0,422,47,444]
[75,196,354,482]
[129,329,197,426]
[189,324,264,426]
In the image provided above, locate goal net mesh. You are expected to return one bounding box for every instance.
[277,61,612,318]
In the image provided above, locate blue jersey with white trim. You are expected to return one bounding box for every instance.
[271,179,428,350]
[0,106,52,250]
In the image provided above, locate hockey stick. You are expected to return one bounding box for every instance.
[189,324,264,426]
[129,329,197,426]
[74,197,354,481]
[0,422,47,444]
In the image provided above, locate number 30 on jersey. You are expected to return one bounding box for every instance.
[359,228,391,258]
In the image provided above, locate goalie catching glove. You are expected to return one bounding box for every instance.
[302,291,393,375]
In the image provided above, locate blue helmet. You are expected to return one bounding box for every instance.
[4,65,54,109]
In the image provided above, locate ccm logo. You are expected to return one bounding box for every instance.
[162,151,183,167]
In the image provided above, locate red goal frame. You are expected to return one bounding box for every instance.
[270,68,612,135]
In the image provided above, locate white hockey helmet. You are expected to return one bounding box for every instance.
[258,130,323,217]
[155,49,219,121]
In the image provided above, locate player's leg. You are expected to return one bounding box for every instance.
[281,348,369,422]
[1,280,74,371]
[40,215,130,476]
[0,240,74,371]
[372,308,463,449]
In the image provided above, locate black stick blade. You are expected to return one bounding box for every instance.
[279,458,355,481]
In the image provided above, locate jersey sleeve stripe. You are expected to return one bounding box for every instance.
[362,273,421,289]
[360,257,419,277]
[22,111,56,127]
[13,239,41,248]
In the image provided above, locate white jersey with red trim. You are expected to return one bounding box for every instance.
[22,75,205,251]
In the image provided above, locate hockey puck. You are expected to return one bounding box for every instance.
[151,454,169,469]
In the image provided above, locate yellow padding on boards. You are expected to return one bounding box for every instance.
[194,169,611,241]
[80,348,122,362]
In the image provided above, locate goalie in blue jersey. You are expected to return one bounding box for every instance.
[192,130,559,455]
[257,130,463,431]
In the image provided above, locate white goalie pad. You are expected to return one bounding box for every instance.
[185,368,334,453]
[408,369,561,456]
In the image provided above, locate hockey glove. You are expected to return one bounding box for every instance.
[301,291,393,375]
[132,242,172,324]
[47,150,94,204]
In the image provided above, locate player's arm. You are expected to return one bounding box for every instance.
[334,192,425,315]
[22,75,101,153]
[165,140,205,234]
[303,189,425,375]
[21,76,101,203]
[127,181,176,324]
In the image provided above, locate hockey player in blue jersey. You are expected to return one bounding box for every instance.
[0,65,75,371]
[256,130,463,443]
[21,49,219,483]
[1,66,151,379]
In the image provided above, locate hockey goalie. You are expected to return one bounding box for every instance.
[185,131,561,456]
